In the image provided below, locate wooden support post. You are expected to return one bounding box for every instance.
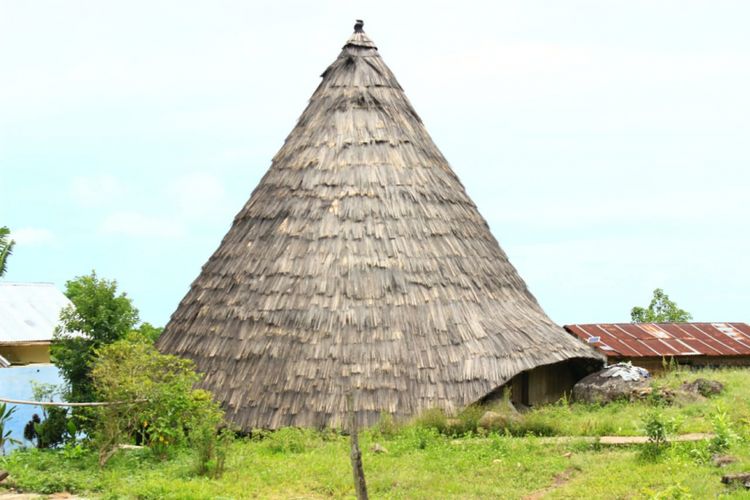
[348,394,369,500]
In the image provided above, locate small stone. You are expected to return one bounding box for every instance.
[713,454,738,467]
[370,443,388,454]
[721,472,750,489]
[563,452,573,458]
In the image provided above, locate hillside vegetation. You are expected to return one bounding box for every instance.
[2,367,750,499]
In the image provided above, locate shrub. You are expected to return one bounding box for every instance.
[508,414,558,437]
[91,333,228,467]
[414,408,449,434]
[33,407,71,449]
[373,412,399,439]
[640,410,675,461]
[191,422,233,478]
[22,383,75,449]
[455,405,486,435]
[0,403,20,455]
[265,428,320,454]
[708,406,736,454]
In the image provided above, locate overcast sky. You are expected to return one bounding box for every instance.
[2,1,748,326]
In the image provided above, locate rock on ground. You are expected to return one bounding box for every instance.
[573,363,651,404]
[681,378,724,397]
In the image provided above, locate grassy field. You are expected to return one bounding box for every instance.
[2,368,750,499]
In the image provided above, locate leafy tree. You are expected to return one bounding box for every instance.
[51,271,140,403]
[0,226,15,277]
[631,288,692,323]
[133,322,164,343]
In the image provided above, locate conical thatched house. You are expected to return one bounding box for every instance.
[157,21,603,430]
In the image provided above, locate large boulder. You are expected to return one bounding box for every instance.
[573,362,651,404]
[681,378,724,397]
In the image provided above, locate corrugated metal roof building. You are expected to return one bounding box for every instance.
[0,282,72,365]
[565,323,750,371]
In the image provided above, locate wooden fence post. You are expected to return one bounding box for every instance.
[348,393,369,500]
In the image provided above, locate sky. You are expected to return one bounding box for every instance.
[1,1,748,327]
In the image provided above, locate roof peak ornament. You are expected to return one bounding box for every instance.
[354,19,364,33]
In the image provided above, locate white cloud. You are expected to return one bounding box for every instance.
[100,211,184,239]
[10,228,55,246]
[167,172,228,218]
[70,175,124,206]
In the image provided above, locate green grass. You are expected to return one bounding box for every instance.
[2,368,750,499]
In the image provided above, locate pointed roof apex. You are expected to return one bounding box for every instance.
[344,19,377,49]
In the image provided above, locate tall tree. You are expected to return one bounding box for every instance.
[51,271,139,403]
[631,288,693,323]
[0,226,14,277]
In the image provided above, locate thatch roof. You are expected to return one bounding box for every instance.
[157,21,603,430]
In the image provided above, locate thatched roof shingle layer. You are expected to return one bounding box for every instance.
[157,22,602,430]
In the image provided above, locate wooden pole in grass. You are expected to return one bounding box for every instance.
[348,393,369,500]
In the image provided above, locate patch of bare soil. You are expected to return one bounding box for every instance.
[523,467,577,500]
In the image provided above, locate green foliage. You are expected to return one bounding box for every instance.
[91,333,226,467]
[414,408,449,434]
[373,412,399,439]
[0,403,21,455]
[708,406,736,454]
[262,427,323,454]
[2,368,750,498]
[0,226,14,277]
[393,425,442,451]
[22,383,75,449]
[132,322,164,343]
[509,413,558,437]
[644,483,693,499]
[33,407,71,449]
[0,446,102,493]
[51,271,140,404]
[641,410,676,461]
[631,288,692,323]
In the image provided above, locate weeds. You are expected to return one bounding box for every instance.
[1,368,749,498]
[708,405,736,454]
[640,410,675,461]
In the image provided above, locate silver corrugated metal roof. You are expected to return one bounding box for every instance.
[0,282,72,344]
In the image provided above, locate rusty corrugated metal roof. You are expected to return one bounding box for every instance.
[564,323,750,358]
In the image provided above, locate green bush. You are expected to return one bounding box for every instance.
[454,405,486,435]
[91,333,228,468]
[373,412,399,439]
[0,403,21,455]
[508,414,558,437]
[22,383,76,449]
[33,407,71,448]
[640,410,676,461]
[708,406,736,454]
[414,408,449,434]
[264,427,321,454]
